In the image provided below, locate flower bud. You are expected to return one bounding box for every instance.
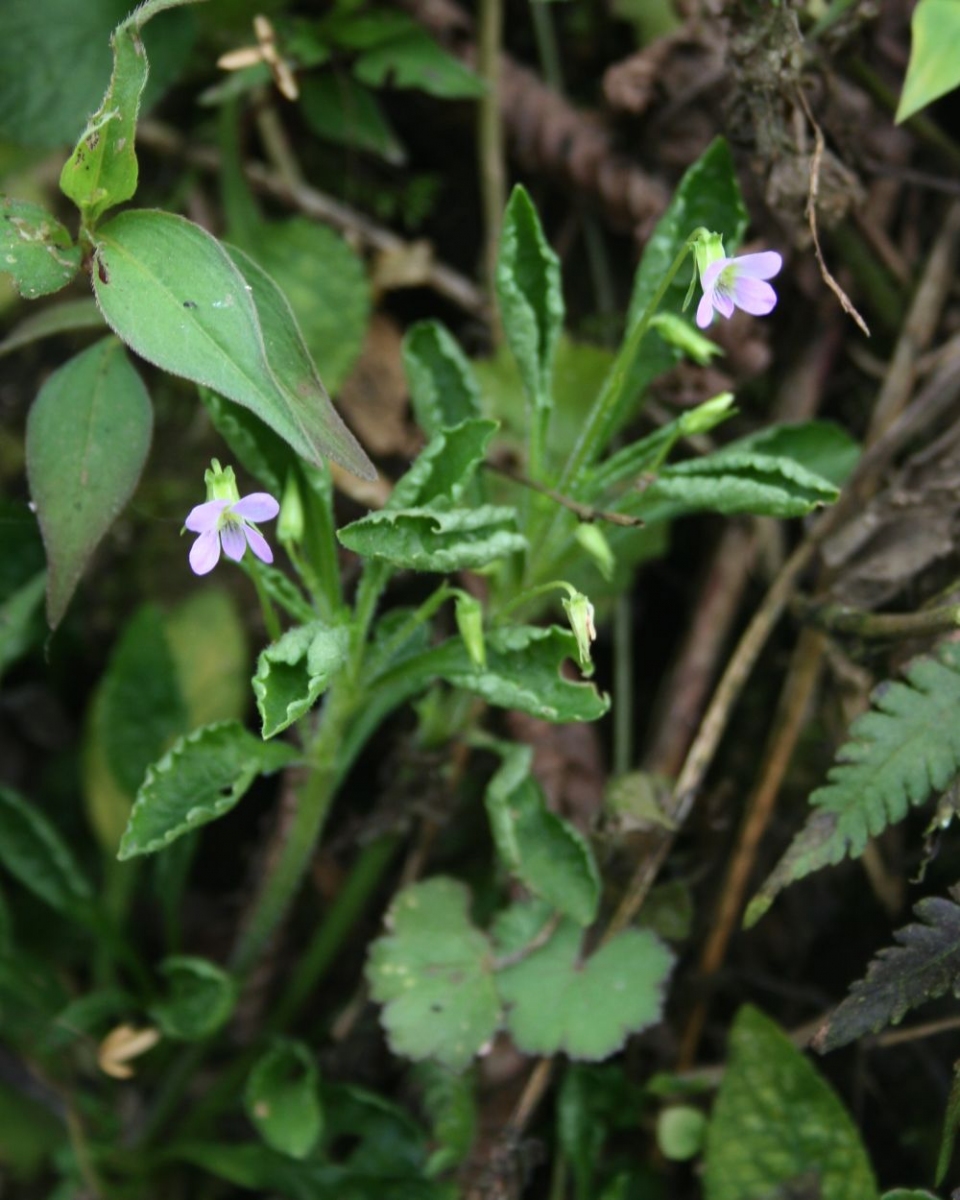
[455,592,486,669]
[277,470,305,545]
[204,459,240,504]
[561,590,596,672]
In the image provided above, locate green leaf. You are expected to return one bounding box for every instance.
[388,419,498,510]
[59,21,149,223]
[165,589,249,729]
[367,877,501,1071]
[152,955,238,1041]
[416,1062,476,1178]
[91,210,375,479]
[729,420,861,489]
[938,1062,960,1185]
[351,23,485,99]
[0,198,81,299]
[881,1192,940,1200]
[558,1064,645,1200]
[749,642,960,921]
[403,321,481,438]
[496,920,673,1060]
[0,785,93,918]
[0,298,104,359]
[245,1040,324,1159]
[338,505,525,572]
[26,337,153,627]
[246,219,371,392]
[896,0,960,122]
[299,73,405,164]
[0,0,195,150]
[485,743,600,925]
[496,185,564,416]
[253,622,351,739]
[118,721,298,859]
[0,1078,66,1180]
[703,1006,877,1200]
[814,890,960,1052]
[0,570,46,682]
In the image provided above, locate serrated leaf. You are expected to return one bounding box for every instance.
[703,1006,876,1200]
[26,337,153,627]
[388,419,497,510]
[496,920,673,1061]
[245,1040,324,1160]
[118,721,298,859]
[91,210,374,479]
[0,785,93,919]
[815,892,960,1052]
[751,642,960,915]
[152,955,238,1041]
[0,298,104,359]
[0,198,81,299]
[299,73,405,163]
[730,420,861,489]
[896,0,960,122]
[253,622,350,738]
[485,743,600,925]
[496,185,563,417]
[338,505,525,572]
[367,877,501,1071]
[403,320,481,438]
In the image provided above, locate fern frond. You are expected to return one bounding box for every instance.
[814,888,960,1052]
[746,641,960,925]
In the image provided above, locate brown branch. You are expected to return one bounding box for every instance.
[485,461,645,527]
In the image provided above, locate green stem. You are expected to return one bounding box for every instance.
[477,0,506,314]
[613,592,634,774]
[248,560,282,641]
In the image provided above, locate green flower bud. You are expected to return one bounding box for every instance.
[277,470,305,545]
[203,459,241,504]
[575,524,615,582]
[454,592,486,668]
[561,590,596,672]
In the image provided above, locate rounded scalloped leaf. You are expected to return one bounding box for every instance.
[496,920,673,1061]
[367,877,500,1071]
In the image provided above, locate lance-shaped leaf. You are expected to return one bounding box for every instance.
[0,299,104,359]
[388,418,498,509]
[496,920,673,1061]
[245,1040,324,1160]
[703,1006,876,1200]
[0,198,82,299]
[253,623,351,739]
[403,320,481,438]
[485,743,600,925]
[26,337,153,628]
[338,505,525,572]
[815,891,960,1053]
[367,877,501,1070]
[118,721,298,859]
[0,786,94,920]
[92,210,375,479]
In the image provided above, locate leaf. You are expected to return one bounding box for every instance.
[152,955,238,1041]
[164,589,249,729]
[403,321,481,438]
[0,785,93,919]
[351,22,485,99]
[485,743,601,925]
[0,0,195,150]
[937,1063,960,1185]
[0,198,81,299]
[0,298,104,359]
[26,337,153,627]
[299,73,405,164]
[245,219,371,392]
[388,419,498,510]
[814,891,960,1052]
[657,1106,707,1162]
[416,1062,476,1178]
[496,920,673,1061]
[896,0,960,123]
[117,721,298,859]
[367,877,501,1071]
[253,622,351,739]
[0,570,46,682]
[59,20,149,222]
[702,1005,877,1200]
[245,1040,324,1159]
[0,1079,66,1179]
[496,185,564,416]
[749,642,960,920]
[91,210,375,479]
[338,505,525,572]
[730,420,861,489]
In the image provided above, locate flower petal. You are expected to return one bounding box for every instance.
[184,499,228,533]
[700,258,732,291]
[712,288,736,320]
[696,292,715,329]
[244,524,274,565]
[732,251,782,280]
[232,492,280,523]
[732,277,777,316]
[189,529,222,575]
[220,522,247,561]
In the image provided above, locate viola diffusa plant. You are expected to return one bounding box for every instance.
[0,2,871,1196]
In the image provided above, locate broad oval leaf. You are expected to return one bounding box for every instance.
[0,785,93,919]
[151,955,237,1041]
[26,337,153,628]
[0,198,81,299]
[245,1039,324,1159]
[92,210,374,479]
[253,622,350,739]
[118,721,298,859]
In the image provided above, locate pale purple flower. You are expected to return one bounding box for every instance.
[185,493,280,575]
[696,250,783,329]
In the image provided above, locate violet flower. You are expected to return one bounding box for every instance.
[696,250,783,329]
[184,460,279,575]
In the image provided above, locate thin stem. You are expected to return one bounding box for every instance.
[477,0,506,315]
[248,560,282,641]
